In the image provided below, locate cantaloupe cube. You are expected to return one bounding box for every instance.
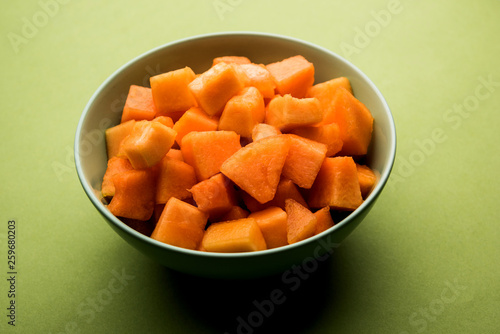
[121,85,156,123]
[265,94,323,131]
[201,218,267,252]
[215,206,250,222]
[248,207,288,249]
[121,120,177,169]
[105,120,135,159]
[285,199,317,244]
[356,164,377,198]
[241,178,308,212]
[165,148,184,161]
[313,206,335,235]
[282,134,327,189]
[151,197,208,250]
[155,156,197,204]
[181,130,241,181]
[212,56,251,66]
[266,55,315,98]
[290,123,343,157]
[306,77,352,125]
[172,107,219,146]
[107,169,156,221]
[150,66,198,121]
[220,134,290,204]
[237,63,276,99]
[188,62,245,116]
[101,156,133,198]
[330,87,374,156]
[218,87,265,138]
[152,116,174,128]
[251,123,282,142]
[189,173,237,219]
[308,156,363,211]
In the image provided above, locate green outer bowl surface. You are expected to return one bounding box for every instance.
[75,31,396,279]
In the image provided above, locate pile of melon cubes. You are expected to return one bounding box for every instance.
[102,55,377,253]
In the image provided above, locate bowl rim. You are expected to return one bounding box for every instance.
[74,31,396,259]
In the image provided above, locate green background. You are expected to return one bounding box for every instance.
[1,0,499,333]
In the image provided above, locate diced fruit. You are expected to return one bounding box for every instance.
[285,199,317,244]
[201,218,267,252]
[248,207,288,249]
[121,120,177,169]
[101,156,133,198]
[308,156,363,211]
[221,134,290,204]
[218,87,265,138]
[237,63,276,99]
[313,206,335,234]
[188,62,245,116]
[290,123,343,157]
[251,123,282,142]
[356,164,377,198]
[265,94,323,131]
[150,66,198,121]
[155,156,197,204]
[266,55,314,98]
[152,116,174,128]
[165,148,184,161]
[330,87,374,156]
[105,120,135,159]
[306,77,352,125]
[282,134,327,189]
[107,169,156,221]
[241,178,308,212]
[121,85,156,123]
[212,56,251,66]
[172,107,219,146]
[189,173,237,219]
[216,206,250,222]
[181,130,241,181]
[151,197,208,250]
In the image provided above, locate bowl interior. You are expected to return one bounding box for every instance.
[75,32,396,278]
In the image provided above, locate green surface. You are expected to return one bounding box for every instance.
[1,0,499,333]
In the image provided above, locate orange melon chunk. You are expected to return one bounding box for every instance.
[107,169,156,221]
[172,107,219,146]
[308,156,363,211]
[216,206,250,222]
[241,178,308,212]
[248,207,288,249]
[313,206,335,235]
[188,62,245,116]
[201,218,267,252]
[282,134,327,189]
[306,77,352,125]
[189,173,237,219]
[265,94,323,132]
[165,148,184,161]
[251,123,282,142]
[285,199,317,244]
[121,120,177,169]
[101,156,133,198]
[181,130,241,181]
[155,156,197,204]
[105,120,135,159]
[218,87,265,138]
[121,85,156,123]
[151,197,208,250]
[237,63,276,99]
[266,55,315,98]
[331,87,374,156]
[220,134,290,204]
[290,123,343,157]
[212,56,251,66]
[150,66,198,121]
[152,116,174,128]
[356,164,377,198]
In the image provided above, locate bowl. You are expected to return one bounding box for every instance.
[75,32,396,279]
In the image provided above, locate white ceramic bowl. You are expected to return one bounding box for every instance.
[75,32,396,279]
